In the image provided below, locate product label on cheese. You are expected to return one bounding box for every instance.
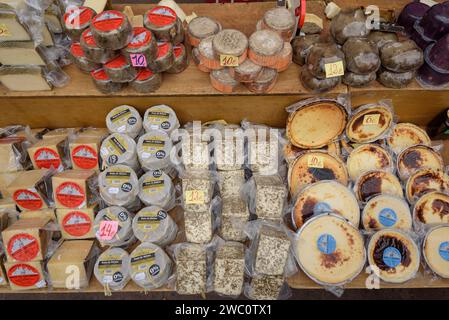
[92,10,125,32]
[174,45,184,58]
[147,110,171,130]
[8,264,40,287]
[72,145,98,169]
[56,182,85,208]
[62,211,92,237]
[130,53,147,67]
[157,41,170,58]
[136,209,167,232]
[82,30,97,46]
[109,107,136,127]
[185,190,205,204]
[7,234,40,261]
[220,55,239,67]
[136,69,155,81]
[34,147,61,170]
[13,189,43,210]
[147,6,177,27]
[102,136,128,164]
[142,177,165,195]
[141,137,166,159]
[98,255,124,283]
[70,43,85,58]
[0,24,11,37]
[307,155,324,169]
[363,114,381,125]
[128,27,152,49]
[131,250,159,279]
[64,6,94,28]
[324,60,344,78]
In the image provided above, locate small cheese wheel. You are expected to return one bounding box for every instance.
[263,7,295,41]
[144,6,183,44]
[229,59,263,82]
[167,44,189,74]
[132,206,178,246]
[81,29,118,64]
[99,164,139,207]
[143,104,180,134]
[138,169,175,209]
[91,10,133,50]
[245,67,278,93]
[212,29,248,60]
[106,105,143,138]
[270,42,292,72]
[198,36,222,70]
[100,132,139,169]
[90,69,125,94]
[137,130,173,171]
[70,42,101,73]
[187,16,222,47]
[149,41,175,73]
[63,6,96,41]
[192,48,211,73]
[248,30,284,67]
[104,55,138,83]
[210,68,239,93]
[131,69,162,93]
[94,247,130,291]
[121,27,158,66]
[94,206,134,247]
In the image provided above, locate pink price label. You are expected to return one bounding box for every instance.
[98,221,119,241]
[130,53,147,67]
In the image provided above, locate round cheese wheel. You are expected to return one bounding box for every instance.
[63,6,96,41]
[81,29,118,64]
[100,132,139,170]
[210,68,239,93]
[132,206,178,246]
[99,164,139,207]
[192,47,211,72]
[149,41,175,73]
[198,36,222,70]
[245,67,278,93]
[167,44,189,74]
[94,206,134,247]
[104,55,138,83]
[143,104,180,135]
[94,247,130,291]
[187,16,222,47]
[121,27,158,66]
[91,10,133,50]
[106,105,142,138]
[138,169,175,209]
[248,30,284,66]
[90,69,125,94]
[263,7,295,41]
[137,130,173,171]
[229,59,262,82]
[70,42,101,73]
[212,29,248,59]
[144,6,183,44]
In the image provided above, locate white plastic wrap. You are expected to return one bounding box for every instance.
[98,164,139,207]
[138,169,175,210]
[137,130,174,172]
[94,247,131,294]
[106,105,143,139]
[143,104,180,135]
[100,133,139,171]
[93,206,135,247]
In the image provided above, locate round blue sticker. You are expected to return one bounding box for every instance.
[313,202,332,215]
[317,234,336,255]
[383,247,402,268]
[378,208,397,227]
[439,242,449,262]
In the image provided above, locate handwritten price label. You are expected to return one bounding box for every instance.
[324,60,344,78]
[185,190,206,204]
[220,54,239,67]
[98,220,119,241]
[363,114,381,125]
[307,155,324,168]
[130,53,147,67]
[0,24,11,37]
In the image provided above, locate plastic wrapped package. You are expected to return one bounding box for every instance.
[346,144,394,181]
[418,2,449,41]
[245,68,278,93]
[378,67,416,88]
[121,27,157,67]
[306,42,345,79]
[343,71,376,87]
[417,42,449,88]
[245,274,288,300]
[342,37,380,75]
[138,170,175,210]
[181,171,215,213]
[104,55,138,83]
[346,101,394,143]
[262,7,295,42]
[294,214,366,288]
[270,42,292,72]
[143,6,183,44]
[368,31,399,50]
[148,41,175,73]
[52,169,98,209]
[129,242,173,290]
[229,59,262,83]
[248,30,284,67]
[380,40,424,73]
[397,2,430,36]
[396,145,443,180]
[219,196,249,242]
[212,128,245,171]
[90,68,125,94]
[131,69,162,93]
[218,170,245,198]
[143,104,180,135]
[197,36,222,70]
[413,191,449,225]
[105,106,142,139]
[27,136,70,171]
[132,206,178,246]
[80,29,118,64]
[423,225,449,278]
[291,35,321,66]
[62,6,95,41]
[94,247,130,292]
[70,42,101,73]
[291,180,360,230]
[137,130,173,172]
[93,206,134,247]
[90,10,133,50]
[367,229,420,283]
[98,164,139,207]
[330,8,370,45]
[405,168,449,203]
[184,207,214,244]
[354,170,403,203]
[210,68,239,93]
[179,136,210,171]
[167,44,189,74]
[387,123,431,154]
[213,241,245,297]
[173,243,208,295]
[0,136,31,172]
[5,261,47,291]
[362,194,412,231]
[187,16,221,47]
[212,29,248,61]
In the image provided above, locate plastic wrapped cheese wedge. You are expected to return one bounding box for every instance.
[106,105,142,139]
[129,242,173,290]
[138,170,175,209]
[137,130,173,171]
[132,206,178,246]
[99,164,139,207]
[94,247,131,292]
[143,104,180,135]
[93,206,134,247]
[100,133,139,171]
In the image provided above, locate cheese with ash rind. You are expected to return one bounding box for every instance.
[104,55,138,83]
[90,10,133,50]
[63,6,96,41]
[80,29,118,64]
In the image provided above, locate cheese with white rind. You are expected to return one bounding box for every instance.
[0,5,31,42]
[99,164,139,207]
[138,170,175,209]
[100,132,139,169]
[0,41,45,66]
[131,69,162,93]
[80,29,118,64]
[137,130,173,171]
[249,29,283,59]
[0,66,51,91]
[94,247,130,291]
[245,67,278,93]
[166,44,189,74]
[187,16,221,47]
[104,55,138,83]
[148,41,175,73]
[91,10,133,50]
[212,29,248,58]
[143,104,180,135]
[106,105,142,139]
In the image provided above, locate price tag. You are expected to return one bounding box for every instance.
[0,24,11,37]
[185,190,206,204]
[307,155,324,168]
[130,53,147,67]
[324,60,344,78]
[98,220,119,241]
[363,114,381,125]
[220,54,239,67]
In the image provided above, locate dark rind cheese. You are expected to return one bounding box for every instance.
[210,68,239,93]
[343,71,376,87]
[91,69,126,93]
[80,28,118,64]
[230,59,263,82]
[104,55,138,83]
[144,6,183,44]
[91,10,133,50]
[377,67,416,89]
[167,44,189,74]
[131,69,162,93]
[300,65,341,92]
[148,41,174,73]
[291,35,321,66]
[212,29,248,59]
[121,27,158,66]
[187,16,221,47]
[70,42,102,73]
[248,30,284,67]
[245,68,278,93]
[63,6,96,41]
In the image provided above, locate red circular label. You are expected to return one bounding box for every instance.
[70,43,85,57]
[13,189,43,210]
[62,211,92,237]
[136,68,154,80]
[64,6,94,29]
[72,145,98,169]
[147,6,177,27]
[127,27,152,49]
[7,234,39,262]
[56,182,85,208]
[91,69,109,80]
[92,10,125,32]
[34,147,61,169]
[105,55,127,69]
[157,42,170,58]
[8,264,41,287]
[174,45,184,58]
[81,29,97,46]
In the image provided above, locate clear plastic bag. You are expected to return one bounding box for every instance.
[421,224,449,280]
[93,247,131,295]
[184,196,221,244]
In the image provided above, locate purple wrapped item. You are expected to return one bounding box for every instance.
[418,1,449,40]
[417,44,449,88]
[397,2,430,36]
[428,34,449,71]
[411,20,436,50]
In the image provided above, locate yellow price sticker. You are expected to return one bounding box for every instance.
[0,24,11,37]
[185,190,206,204]
[363,114,381,125]
[307,155,324,169]
[220,54,239,67]
[324,60,344,78]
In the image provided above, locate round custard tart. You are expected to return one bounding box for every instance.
[387,123,431,154]
[295,214,366,286]
[413,191,449,225]
[423,225,449,278]
[397,145,444,181]
[368,229,420,283]
[286,99,347,149]
[292,180,360,230]
[406,168,449,203]
[355,170,404,203]
[346,104,394,143]
[288,151,349,196]
[362,195,412,231]
[346,144,394,181]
